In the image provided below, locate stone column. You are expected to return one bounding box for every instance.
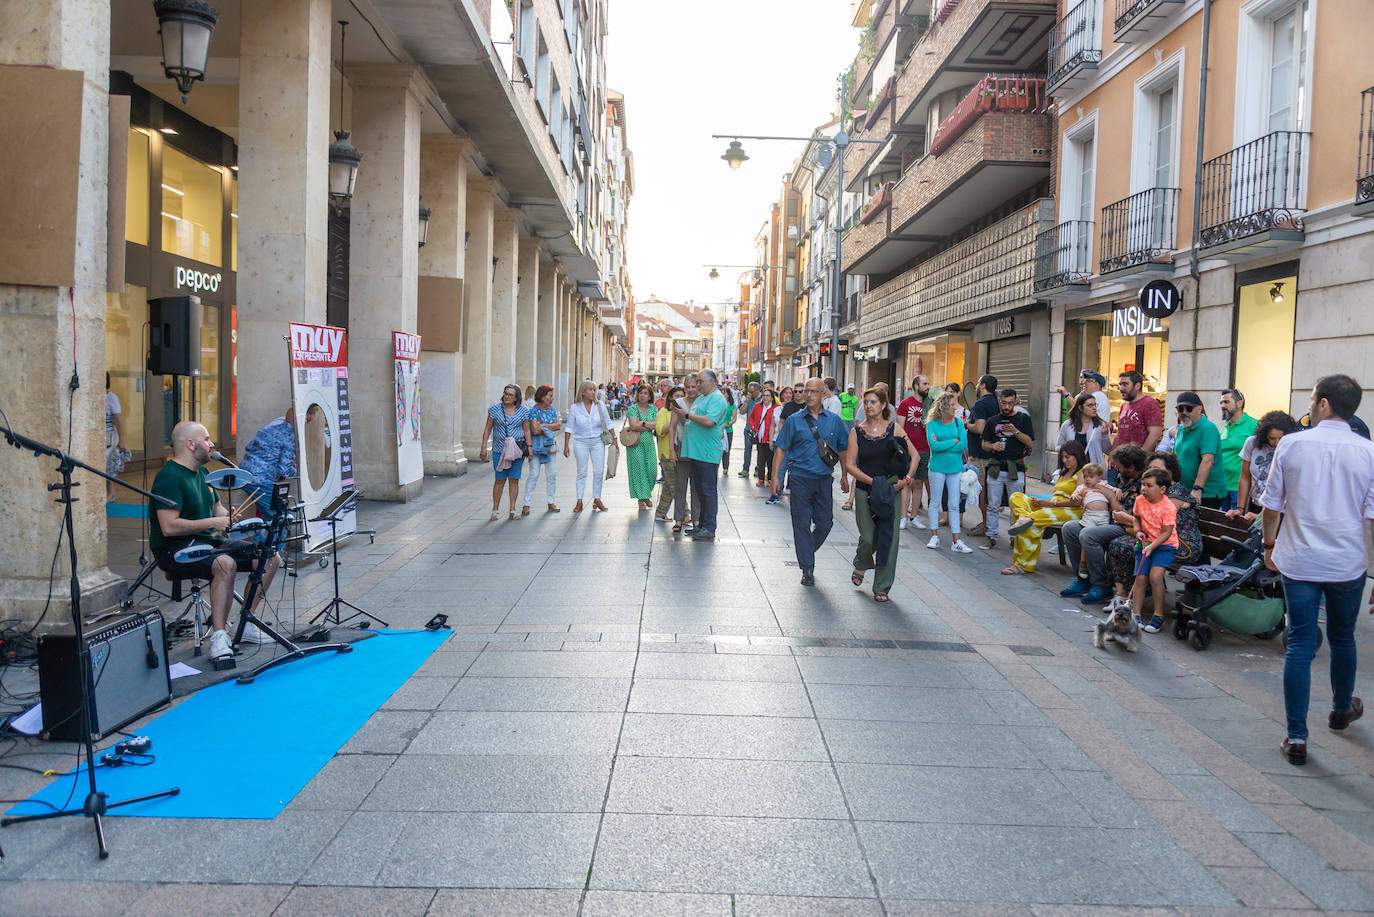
[515,237,540,389]
[0,0,122,624]
[536,263,557,386]
[557,279,572,402]
[417,136,468,476]
[344,64,423,501]
[488,209,519,402]
[237,0,332,443]
[460,179,494,452]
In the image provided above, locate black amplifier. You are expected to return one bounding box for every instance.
[37,609,172,741]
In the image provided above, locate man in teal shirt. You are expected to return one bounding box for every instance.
[1174,391,1228,509]
[1218,388,1258,511]
[676,369,730,541]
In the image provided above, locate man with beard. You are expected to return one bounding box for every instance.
[150,421,280,663]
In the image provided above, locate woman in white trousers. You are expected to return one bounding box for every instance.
[563,380,610,512]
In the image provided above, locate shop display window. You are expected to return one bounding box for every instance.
[904,335,970,390]
[104,284,148,454]
[158,302,220,449]
[160,146,223,267]
[126,129,149,247]
[1067,316,1169,421]
[1234,276,1296,415]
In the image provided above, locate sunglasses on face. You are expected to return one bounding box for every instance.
[1177,405,1196,413]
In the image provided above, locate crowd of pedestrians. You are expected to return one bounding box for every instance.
[479,369,1373,767]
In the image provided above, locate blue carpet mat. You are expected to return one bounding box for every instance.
[7,629,449,819]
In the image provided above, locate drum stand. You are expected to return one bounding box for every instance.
[229,482,353,684]
[309,490,387,629]
[0,423,180,858]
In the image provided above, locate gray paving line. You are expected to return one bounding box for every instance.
[576,522,653,913]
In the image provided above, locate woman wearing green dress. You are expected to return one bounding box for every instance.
[625,384,659,509]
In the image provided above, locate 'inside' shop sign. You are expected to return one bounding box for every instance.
[1113,304,1165,336]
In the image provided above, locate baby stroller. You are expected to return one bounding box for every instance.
[1172,530,1301,652]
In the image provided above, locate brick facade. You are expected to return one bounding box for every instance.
[856,198,1054,346]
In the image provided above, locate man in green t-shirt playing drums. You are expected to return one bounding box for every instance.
[150,421,280,663]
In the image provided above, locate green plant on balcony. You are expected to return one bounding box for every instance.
[859,19,877,64]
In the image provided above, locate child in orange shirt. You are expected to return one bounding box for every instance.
[1131,468,1179,633]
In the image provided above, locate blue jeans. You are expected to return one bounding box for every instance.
[741,430,755,474]
[1281,574,1365,741]
[1224,490,1239,511]
[690,459,720,534]
[788,474,834,571]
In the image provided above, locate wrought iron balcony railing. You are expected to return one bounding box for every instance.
[1099,187,1179,274]
[1048,0,1100,91]
[1359,87,1374,206]
[1199,131,1309,248]
[1114,0,1181,38]
[1033,220,1093,292]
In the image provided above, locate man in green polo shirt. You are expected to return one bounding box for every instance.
[675,369,730,541]
[1173,391,1229,509]
[839,385,858,430]
[150,421,279,662]
[1218,388,1258,511]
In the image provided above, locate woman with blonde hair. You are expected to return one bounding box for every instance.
[563,380,611,512]
[924,389,972,553]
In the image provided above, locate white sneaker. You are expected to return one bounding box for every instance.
[951,540,974,554]
[926,535,940,550]
[912,515,928,529]
[208,629,234,660]
[899,517,908,530]
[238,620,273,644]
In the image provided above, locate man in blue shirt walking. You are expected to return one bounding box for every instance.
[771,377,849,585]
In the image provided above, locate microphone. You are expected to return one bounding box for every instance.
[211,450,238,467]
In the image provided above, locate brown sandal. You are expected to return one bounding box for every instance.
[574,500,584,512]
[593,499,608,512]
[547,503,561,513]
[521,506,531,516]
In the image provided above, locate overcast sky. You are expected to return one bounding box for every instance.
[605,0,860,312]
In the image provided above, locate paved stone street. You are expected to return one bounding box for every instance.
[3,451,1374,916]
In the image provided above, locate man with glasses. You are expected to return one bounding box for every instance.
[1057,370,1111,427]
[1174,391,1228,509]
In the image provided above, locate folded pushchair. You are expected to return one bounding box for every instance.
[1172,529,1295,651]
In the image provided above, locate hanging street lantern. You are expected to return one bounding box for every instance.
[708,267,719,280]
[328,21,361,210]
[721,140,748,170]
[418,198,431,248]
[153,0,221,103]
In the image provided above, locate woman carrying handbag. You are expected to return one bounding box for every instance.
[623,383,658,510]
[564,380,611,512]
[479,383,533,520]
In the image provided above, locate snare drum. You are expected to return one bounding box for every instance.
[228,518,269,546]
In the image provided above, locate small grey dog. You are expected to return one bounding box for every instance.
[1095,595,1141,653]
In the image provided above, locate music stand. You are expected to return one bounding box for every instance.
[229,480,354,684]
[309,489,387,629]
[0,423,180,858]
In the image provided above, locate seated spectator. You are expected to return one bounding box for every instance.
[1105,450,1203,600]
[1060,444,1148,605]
[1002,441,1088,575]
[1229,411,1298,521]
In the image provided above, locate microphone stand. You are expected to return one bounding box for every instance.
[0,421,181,859]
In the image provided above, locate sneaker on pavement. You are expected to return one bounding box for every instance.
[911,515,928,529]
[1080,586,1112,605]
[1142,616,1164,633]
[765,494,780,505]
[899,517,908,530]
[967,521,987,537]
[1008,516,1034,536]
[691,530,716,542]
[208,629,234,661]
[951,540,974,554]
[926,535,940,550]
[979,536,998,550]
[1060,579,1091,597]
[238,621,273,644]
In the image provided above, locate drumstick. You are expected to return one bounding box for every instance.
[231,493,257,520]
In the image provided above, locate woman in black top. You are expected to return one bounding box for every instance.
[842,387,919,602]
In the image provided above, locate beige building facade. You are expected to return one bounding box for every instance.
[0,0,632,625]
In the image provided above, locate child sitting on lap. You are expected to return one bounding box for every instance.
[1072,463,1113,527]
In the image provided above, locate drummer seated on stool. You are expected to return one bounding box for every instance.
[150,421,279,662]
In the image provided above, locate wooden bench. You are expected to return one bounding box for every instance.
[1196,506,1254,563]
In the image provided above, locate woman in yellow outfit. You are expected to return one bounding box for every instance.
[1002,440,1088,575]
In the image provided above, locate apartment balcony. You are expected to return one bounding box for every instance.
[1358,87,1374,215]
[856,198,1054,346]
[1033,220,1093,296]
[1047,0,1100,97]
[1098,187,1179,277]
[1113,0,1183,44]
[1198,131,1309,257]
[845,0,1055,190]
[843,107,1053,276]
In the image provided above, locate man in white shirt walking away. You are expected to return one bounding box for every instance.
[1261,374,1374,766]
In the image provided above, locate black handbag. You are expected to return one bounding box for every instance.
[885,425,911,478]
[803,413,841,468]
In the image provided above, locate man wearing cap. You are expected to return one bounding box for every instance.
[1174,391,1228,509]
[1056,370,1111,427]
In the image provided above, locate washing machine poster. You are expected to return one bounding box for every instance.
[393,331,423,486]
[288,322,355,549]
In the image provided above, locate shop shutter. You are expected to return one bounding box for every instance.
[986,337,1031,397]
